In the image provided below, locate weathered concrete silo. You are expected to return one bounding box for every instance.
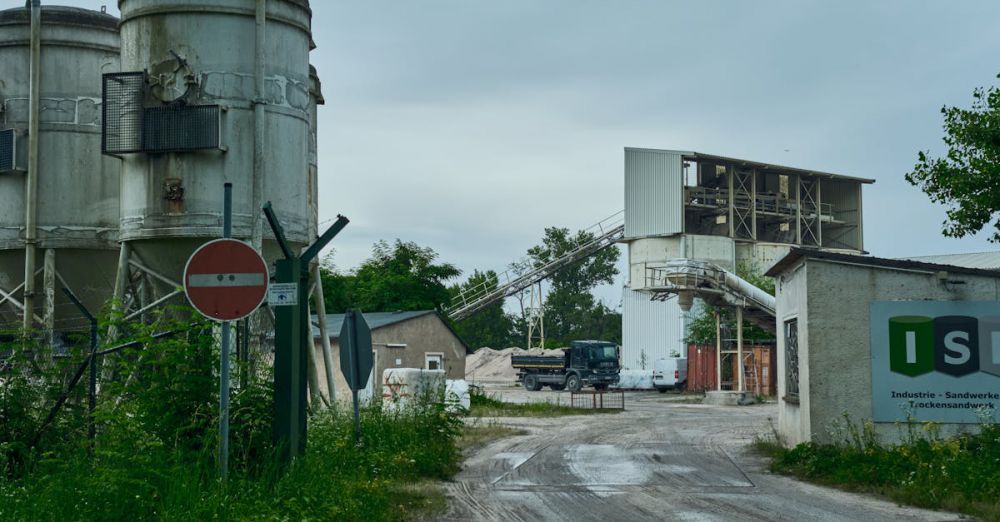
[0,5,120,332]
[114,0,315,290]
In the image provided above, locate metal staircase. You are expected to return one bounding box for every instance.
[445,211,624,321]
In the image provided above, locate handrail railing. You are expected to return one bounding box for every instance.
[445,211,625,321]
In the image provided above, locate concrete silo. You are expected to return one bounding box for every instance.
[0,5,120,333]
[111,0,316,304]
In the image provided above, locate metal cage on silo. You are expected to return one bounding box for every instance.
[111,0,316,285]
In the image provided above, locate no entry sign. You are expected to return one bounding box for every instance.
[184,239,269,321]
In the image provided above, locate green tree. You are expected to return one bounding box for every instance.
[350,240,461,312]
[525,227,621,346]
[448,270,517,350]
[318,255,355,314]
[906,73,1000,242]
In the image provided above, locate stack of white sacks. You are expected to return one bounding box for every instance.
[381,368,470,412]
[613,370,654,390]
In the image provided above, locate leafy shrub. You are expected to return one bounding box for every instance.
[767,417,1000,521]
[0,306,464,521]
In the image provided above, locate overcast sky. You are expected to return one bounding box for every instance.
[58,1,1000,309]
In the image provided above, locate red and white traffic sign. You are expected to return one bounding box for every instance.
[183,239,269,321]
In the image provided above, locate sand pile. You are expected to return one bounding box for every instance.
[465,346,550,382]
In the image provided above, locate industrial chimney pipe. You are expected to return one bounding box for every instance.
[22,0,41,332]
[251,0,266,250]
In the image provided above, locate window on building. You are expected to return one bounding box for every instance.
[425,353,443,371]
[784,318,800,402]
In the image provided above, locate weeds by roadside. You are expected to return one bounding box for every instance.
[754,413,1000,522]
[467,387,620,417]
[0,309,464,521]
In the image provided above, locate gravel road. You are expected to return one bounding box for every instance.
[438,387,961,522]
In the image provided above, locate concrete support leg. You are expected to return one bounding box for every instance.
[737,306,744,393]
[304,294,327,408]
[110,243,131,327]
[43,249,56,343]
[311,263,337,403]
[103,243,131,381]
[715,311,722,391]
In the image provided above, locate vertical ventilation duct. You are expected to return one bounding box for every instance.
[23,0,41,331]
[251,0,266,250]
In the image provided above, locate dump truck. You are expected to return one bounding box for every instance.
[511,340,620,392]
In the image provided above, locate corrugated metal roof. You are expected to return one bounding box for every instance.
[766,247,1000,278]
[310,310,434,339]
[625,147,876,184]
[898,252,1000,270]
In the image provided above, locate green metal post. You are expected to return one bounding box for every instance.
[272,256,304,461]
[265,203,348,466]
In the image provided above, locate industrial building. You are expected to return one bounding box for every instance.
[766,249,1000,445]
[311,311,468,402]
[0,2,331,361]
[621,148,874,377]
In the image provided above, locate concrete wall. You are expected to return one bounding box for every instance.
[736,242,791,273]
[628,235,735,290]
[775,259,810,445]
[775,258,1000,445]
[313,314,466,403]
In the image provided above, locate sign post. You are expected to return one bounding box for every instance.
[183,183,269,480]
[339,310,373,441]
[263,202,348,465]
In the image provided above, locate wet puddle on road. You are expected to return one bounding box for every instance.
[491,443,752,488]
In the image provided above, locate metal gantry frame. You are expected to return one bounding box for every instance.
[525,281,545,350]
[732,167,755,240]
[679,158,866,250]
[799,176,821,246]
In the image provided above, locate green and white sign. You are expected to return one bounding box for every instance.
[871,301,1000,424]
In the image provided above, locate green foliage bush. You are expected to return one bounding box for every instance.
[767,415,1000,521]
[0,307,463,521]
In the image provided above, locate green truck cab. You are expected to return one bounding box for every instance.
[510,340,621,392]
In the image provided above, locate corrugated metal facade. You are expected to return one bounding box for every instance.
[621,288,686,371]
[624,148,683,239]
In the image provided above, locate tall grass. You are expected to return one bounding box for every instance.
[0,309,463,521]
[760,414,1000,521]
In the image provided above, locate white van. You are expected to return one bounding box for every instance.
[652,357,688,392]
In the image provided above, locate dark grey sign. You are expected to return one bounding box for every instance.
[339,310,374,391]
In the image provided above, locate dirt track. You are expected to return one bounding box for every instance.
[439,388,960,522]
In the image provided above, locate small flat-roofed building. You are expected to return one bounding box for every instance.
[311,310,469,402]
[766,248,1000,445]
